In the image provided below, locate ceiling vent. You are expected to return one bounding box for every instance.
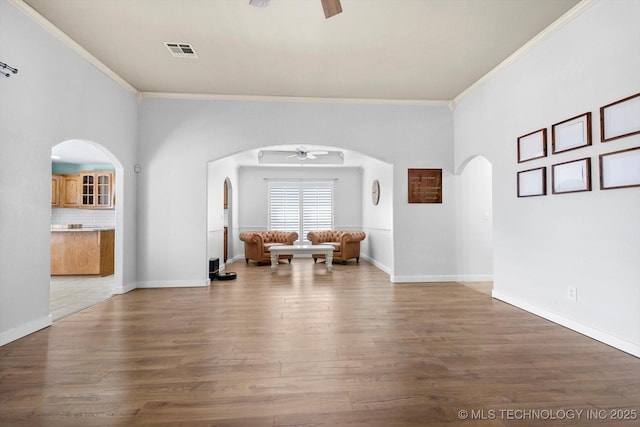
[164,42,198,58]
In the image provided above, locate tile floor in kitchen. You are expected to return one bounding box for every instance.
[50,275,115,321]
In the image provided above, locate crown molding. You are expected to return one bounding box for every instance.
[139,91,450,107]
[11,0,597,109]
[453,0,599,105]
[9,0,139,96]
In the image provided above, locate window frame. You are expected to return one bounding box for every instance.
[267,181,334,242]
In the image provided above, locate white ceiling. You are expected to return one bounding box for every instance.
[33,0,584,166]
[23,0,581,102]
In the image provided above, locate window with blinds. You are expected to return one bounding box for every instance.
[268,182,334,240]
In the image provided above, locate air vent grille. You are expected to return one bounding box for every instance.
[164,42,198,58]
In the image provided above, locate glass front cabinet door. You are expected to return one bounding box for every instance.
[80,171,114,208]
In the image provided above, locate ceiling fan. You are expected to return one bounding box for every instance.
[258,146,344,165]
[249,0,342,19]
[284,145,330,160]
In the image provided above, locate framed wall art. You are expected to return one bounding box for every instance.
[599,147,640,190]
[408,168,442,203]
[517,167,546,197]
[552,158,591,194]
[517,128,547,163]
[552,112,591,154]
[600,93,640,142]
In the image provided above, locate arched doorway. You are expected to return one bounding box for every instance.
[456,155,493,295]
[223,178,232,263]
[50,139,124,320]
[206,145,395,277]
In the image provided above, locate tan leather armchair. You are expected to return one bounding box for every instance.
[239,230,299,265]
[307,230,366,264]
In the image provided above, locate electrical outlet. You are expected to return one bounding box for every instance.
[567,287,577,302]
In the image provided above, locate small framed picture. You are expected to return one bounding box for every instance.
[408,168,442,203]
[600,93,640,142]
[599,147,640,190]
[517,167,546,197]
[552,112,591,154]
[552,158,591,194]
[518,128,547,163]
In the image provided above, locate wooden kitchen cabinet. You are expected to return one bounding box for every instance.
[80,171,114,208]
[51,229,115,276]
[61,175,80,208]
[52,174,80,208]
[51,171,114,209]
[51,175,62,207]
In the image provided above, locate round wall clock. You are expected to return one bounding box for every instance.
[371,179,380,205]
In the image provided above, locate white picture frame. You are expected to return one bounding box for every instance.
[517,167,546,197]
[600,147,640,190]
[552,158,591,194]
[552,112,592,154]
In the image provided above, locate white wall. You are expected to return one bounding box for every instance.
[454,0,640,355]
[0,1,138,345]
[455,156,493,281]
[138,99,454,285]
[361,158,394,273]
[390,106,456,282]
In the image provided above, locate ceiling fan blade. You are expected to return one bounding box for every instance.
[248,0,270,8]
[306,153,317,160]
[309,150,329,156]
[321,0,342,19]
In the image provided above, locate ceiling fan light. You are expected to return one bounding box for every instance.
[249,0,270,8]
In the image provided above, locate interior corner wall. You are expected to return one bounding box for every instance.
[454,0,640,355]
[361,159,394,274]
[0,1,138,345]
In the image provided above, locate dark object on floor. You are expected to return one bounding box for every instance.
[216,272,237,281]
[209,258,220,280]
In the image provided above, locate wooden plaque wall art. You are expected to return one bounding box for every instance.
[408,168,442,203]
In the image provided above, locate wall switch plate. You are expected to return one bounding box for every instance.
[567,287,577,302]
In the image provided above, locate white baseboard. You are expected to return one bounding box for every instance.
[391,274,458,283]
[0,315,52,347]
[390,274,493,283]
[360,255,392,276]
[112,281,137,294]
[454,274,494,282]
[136,279,210,288]
[493,290,640,358]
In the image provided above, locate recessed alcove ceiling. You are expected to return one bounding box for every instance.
[223,146,375,168]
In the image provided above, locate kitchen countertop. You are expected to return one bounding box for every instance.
[51,226,115,232]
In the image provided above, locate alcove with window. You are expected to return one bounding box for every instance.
[267,180,334,243]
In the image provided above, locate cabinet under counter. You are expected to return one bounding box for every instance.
[51,229,114,276]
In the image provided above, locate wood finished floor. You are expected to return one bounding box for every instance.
[2,260,640,426]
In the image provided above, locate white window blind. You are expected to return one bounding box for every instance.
[302,186,333,238]
[268,186,300,232]
[268,182,334,240]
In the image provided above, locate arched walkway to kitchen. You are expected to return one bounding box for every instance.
[50,139,125,320]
